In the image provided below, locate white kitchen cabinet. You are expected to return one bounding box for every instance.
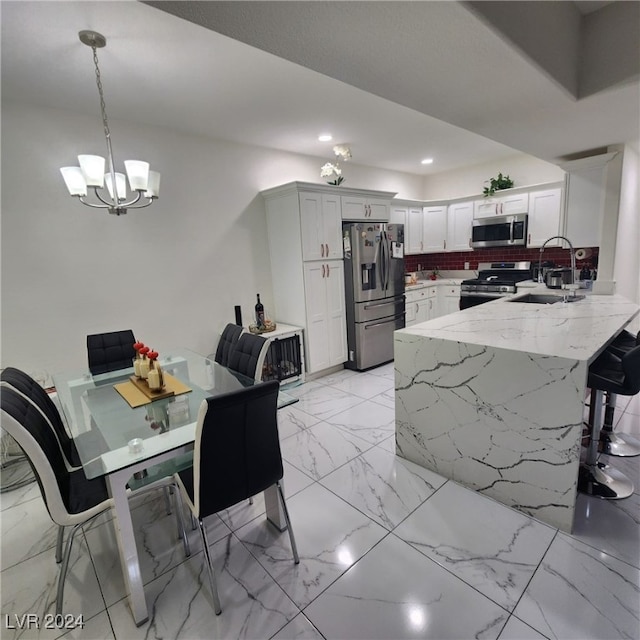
[303,261,347,372]
[406,207,426,254]
[527,188,562,248]
[422,206,448,253]
[405,285,437,326]
[446,201,473,252]
[562,152,619,249]
[388,204,407,226]
[474,192,529,218]
[341,195,390,221]
[438,284,461,317]
[299,191,343,261]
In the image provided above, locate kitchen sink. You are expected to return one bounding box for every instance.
[509,293,584,304]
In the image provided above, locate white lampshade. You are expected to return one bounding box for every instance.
[124,160,150,191]
[78,155,105,187]
[60,167,87,196]
[144,171,161,198]
[104,172,127,201]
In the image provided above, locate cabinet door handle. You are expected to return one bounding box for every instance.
[321,243,325,257]
[528,233,531,244]
[444,239,447,250]
[325,243,329,256]
[322,264,326,278]
[326,263,330,277]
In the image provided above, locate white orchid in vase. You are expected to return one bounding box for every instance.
[320,144,352,185]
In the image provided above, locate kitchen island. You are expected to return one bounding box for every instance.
[394,290,639,532]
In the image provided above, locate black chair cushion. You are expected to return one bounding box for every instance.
[1,388,109,515]
[227,333,266,379]
[1,367,81,467]
[214,324,243,368]
[178,380,282,518]
[87,330,136,375]
[608,330,640,358]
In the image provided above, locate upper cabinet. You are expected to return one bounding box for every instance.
[405,205,446,254]
[341,195,390,221]
[446,201,473,252]
[561,151,620,249]
[299,192,343,261]
[527,188,563,247]
[474,192,529,218]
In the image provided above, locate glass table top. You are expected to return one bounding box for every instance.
[53,348,297,479]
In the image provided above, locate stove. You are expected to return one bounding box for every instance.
[460,261,532,309]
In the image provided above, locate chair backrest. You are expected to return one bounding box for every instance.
[192,380,282,518]
[1,386,74,525]
[622,344,640,395]
[1,367,79,470]
[214,324,244,368]
[87,329,136,375]
[227,333,268,381]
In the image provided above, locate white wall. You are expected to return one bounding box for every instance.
[613,141,640,332]
[1,103,422,379]
[421,152,565,200]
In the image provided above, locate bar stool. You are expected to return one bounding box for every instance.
[598,330,640,456]
[578,343,639,499]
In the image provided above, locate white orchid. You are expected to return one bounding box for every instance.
[333,144,352,161]
[320,162,344,185]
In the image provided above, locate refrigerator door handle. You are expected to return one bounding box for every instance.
[364,300,399,310]
[379,231,388,292]
[364,315,405,330]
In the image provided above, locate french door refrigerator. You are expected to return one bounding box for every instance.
[342,222,405,371]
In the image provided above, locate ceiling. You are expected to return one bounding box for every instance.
[2,1,638,177]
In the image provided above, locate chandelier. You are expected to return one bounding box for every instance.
[60,31,160,216]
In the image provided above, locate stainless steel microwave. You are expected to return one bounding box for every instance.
[471,214,528,249]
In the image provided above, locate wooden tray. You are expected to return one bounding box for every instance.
[114,373,192,408]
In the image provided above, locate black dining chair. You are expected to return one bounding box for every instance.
[227,332,269,381]
[173,380,299,614]
[0,367,189,563]
[1,386,116,615]
[86,329,137,375]
[213,323,244,368]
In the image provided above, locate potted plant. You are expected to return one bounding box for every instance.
[483,172,514,197]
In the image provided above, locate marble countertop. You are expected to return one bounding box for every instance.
[399,288,639,363]
[405,278,462,289]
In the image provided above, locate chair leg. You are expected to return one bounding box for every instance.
[55,525,65,564]
[172,485,191,557]
[276,481,299,564]
[56,522,82,616]
[197,518,222,615]
[191,513,197,531]
[163,486,173,515]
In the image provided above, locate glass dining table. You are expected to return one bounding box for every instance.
[53,347,297,626]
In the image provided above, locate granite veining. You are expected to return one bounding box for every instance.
[395,292,639,532]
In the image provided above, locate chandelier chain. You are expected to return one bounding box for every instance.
[92,45,112,142]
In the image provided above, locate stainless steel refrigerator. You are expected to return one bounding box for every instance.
[342,222,405,371]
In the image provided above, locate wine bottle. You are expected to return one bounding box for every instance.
[255,293,265,329]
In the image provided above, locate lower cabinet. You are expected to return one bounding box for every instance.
[303,261,347,373]
[405,286,437,327]
[440,285,461,316]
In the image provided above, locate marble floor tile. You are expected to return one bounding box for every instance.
[57,611,114,640]
[1,535,105,640]
[370,387,395,408]
[394,481,556,611]
[314,368,359,387]
[270,613,324,640]
[497,615,546,639]
[366,361,395,379]
[376,433,397,454]
[513,533,640,640]
[0,469,38,511]
[327,371,394,400]
[291,384,364,421]
[325,398,396,444]
[236,483,387,608]
[573,491,640,568]
[107,534,300,640]
[279,421,374,481]
[304,532,508,640]
[280,380,323,399]
[277,404,321,440]
[320,446,446,530]
[86,495,224,607]
[282,461,315,498]
[1,496,60,570]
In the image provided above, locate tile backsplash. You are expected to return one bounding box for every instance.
[404,246,599,273]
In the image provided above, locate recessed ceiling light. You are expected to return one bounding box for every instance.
[421,158,434,165]
[318,134,333,142]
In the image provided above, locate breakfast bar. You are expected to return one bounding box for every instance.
[394,291,639,532]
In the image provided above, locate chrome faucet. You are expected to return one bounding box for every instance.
[538,236,576,285]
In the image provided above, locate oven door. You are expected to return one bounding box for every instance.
[460,295,494,310]
[471,215,527,249]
